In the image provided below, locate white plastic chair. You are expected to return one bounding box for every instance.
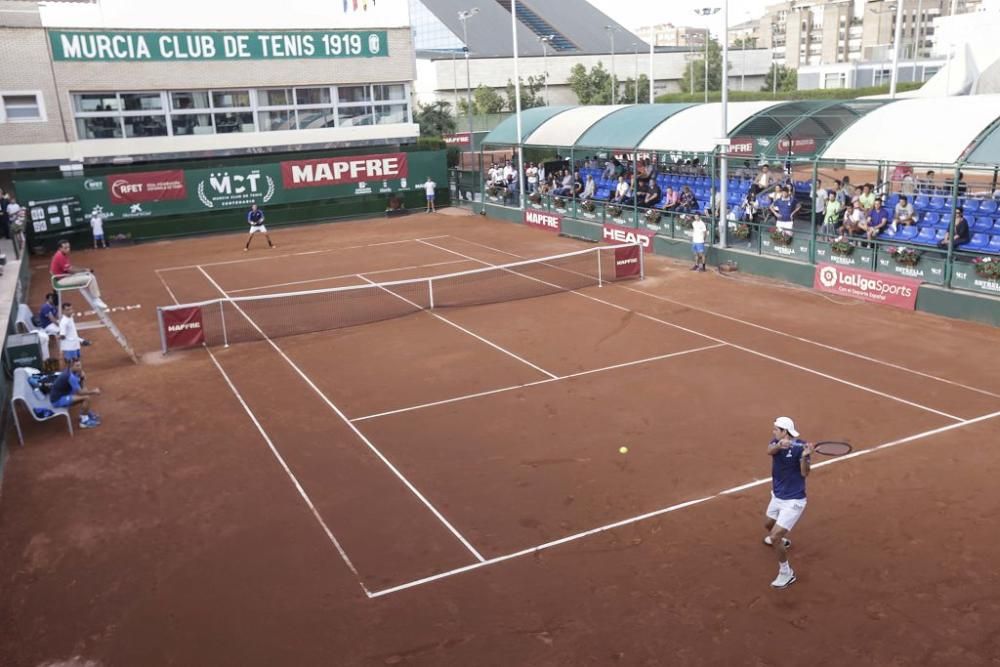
[14,303,52,361]
[10,367,73,446]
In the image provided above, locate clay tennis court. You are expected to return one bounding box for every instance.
[2,210,1000,666]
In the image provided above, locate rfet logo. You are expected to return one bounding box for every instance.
[603,224,654,253]
[107,169,186,205]
[523,209,561,233]
[281,153,409,189]
[814,263,920,309]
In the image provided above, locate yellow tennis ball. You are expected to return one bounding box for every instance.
[619,446,629,454]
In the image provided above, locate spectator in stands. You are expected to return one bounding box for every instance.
[641,178,662,209]
[938,209,970,250]
[662,187,679,213]
[857,184,876,211]
[602,160,617,180]
[812,179,827,212]
[5,195,24,239]
[50,240,108,310]
[755,165,773,191]
[502,160,515,183]
[505,174,520,206]
[892,195,916,232]
[836,176,854,206]
[537,176,552,196]
[581,174,596,201]
[526,162,538,193]
[920,170,937,194]
[678,186,697,213]
[838,202,868,239]
[866,198,890,240]
[612,175,631,204]
[48,359,102,430]
[770,188,801,233]
[554,170,573,196]
[951,171,969,197]
[487,163,498,185]
[822,191,842,233]
[572,171,584,198]
[0,188,9,239]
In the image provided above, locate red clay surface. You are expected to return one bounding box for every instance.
[2,211,1000,666]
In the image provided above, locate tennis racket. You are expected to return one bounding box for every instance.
[812,440,853,456]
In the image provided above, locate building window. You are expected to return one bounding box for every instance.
[71,83,410,140]
[873,68,892,86]
[824,73,846,88]
[1,92,46,122]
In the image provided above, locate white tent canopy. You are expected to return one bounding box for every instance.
[637,101,783,153]
[523,105,625,147]
[820,95,1000,164]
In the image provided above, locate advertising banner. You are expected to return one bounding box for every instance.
[523,209,561,233]
[49,30,389,61]
[161,307,205,350]
[281,153,408,189]
[726,136,755,157]
[813,263,920,309]
[443,133,471,146]
[108,169,186,205]
[614,245,642,278]
[602,224,655,253]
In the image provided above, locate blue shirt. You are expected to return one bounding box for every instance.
[49,369,81,404]
[771,438,807,500]
[37,302,58,327]
[869,207,889,227]
[773,198,795,221]
[247,208,264,224]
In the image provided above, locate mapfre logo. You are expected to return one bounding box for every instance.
[167,322,202,332]
[523,209,561,232]
[818,265,838,288]
[616,256,639,267]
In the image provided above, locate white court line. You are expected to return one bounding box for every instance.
[453,235,1000,402]
[351,343,726,422]
[369,407,1000,598]
[226,259,470,294]
[441,237,966,422]
[155,235,451,273]
[355,274,558,381]
[156,273,370,595]
[195,265,487,563]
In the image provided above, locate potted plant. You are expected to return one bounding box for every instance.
[830,238,854,256]
[769,227,793,246]
[972,256,1000,280]
[728,222,750,240]
[888,245,921,266]
[607,204,623,218]
[675,215,694,230]
[644,208,662,225]
[528,191,542,205]
[580,199,596,213]
[486,185,500,198]
[553,195,566,209]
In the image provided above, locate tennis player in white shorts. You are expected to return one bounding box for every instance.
[764,416,813,589]
[244,203,275,251]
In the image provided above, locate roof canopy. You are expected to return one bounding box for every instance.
[963,119,1000,166]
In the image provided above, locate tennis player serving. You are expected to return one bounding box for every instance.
[764,416,813,589]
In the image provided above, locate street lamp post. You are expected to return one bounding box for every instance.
[458,7,479,138]
[538,35,554,104]
[604,25,616,104]
[693,8,720,103]
[720,0,729,248]
[633,42,640,104]
[889,0,905,98]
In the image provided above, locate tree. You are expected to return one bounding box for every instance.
[620,74,651,104]
[568,62,616,105]
[762,64,798,93]
[415,100,456,137]
[457,84,507,115]
[505,74,547,111]
[679,37,728,96]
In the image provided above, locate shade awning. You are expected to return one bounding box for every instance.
[574,104,694,150]
[523,105,626,147]
[481,106,573,145]
[636,101,784,153]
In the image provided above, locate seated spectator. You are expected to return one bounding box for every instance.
[48,359,102,429]
[678,185,697,213]
[554,170,573,196]
[822,191,842,232]
[662,187,679,212]
[504,174,520,205]
[938,210,970,249]
[35,292,60,335]
[857,184,876,211]
[892,195,916,231]
[580,174,596,201]
[611,175,631,204]
[755,164,773,191]
[50,240,109,310]
[838,202,868,239]
[641,178,662,209]
[769,188,801,232]
[572,171,584,197]
[866,198,890,240]
[602,160,616,180]
[835,177,854,206]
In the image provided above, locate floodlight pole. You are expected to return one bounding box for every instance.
[539,35,553,104]
[634,43,640,104]
[648,35,654,103]
[719,0,729,248]
[458,8,479,138]
[605,26,617,104]
[889,0,905,98]
[512,0,525,211]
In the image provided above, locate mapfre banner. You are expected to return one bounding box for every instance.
[523,209,561,233]
[280,153,408,189]
[614,245,642,278]
[602,224,655,253]
[814,263,920,309]
[162,306,205,350]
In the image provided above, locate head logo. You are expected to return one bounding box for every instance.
[603,225,651,248]
[819,265,838,288]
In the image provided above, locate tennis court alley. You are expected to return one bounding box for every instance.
[3,212,1000,665]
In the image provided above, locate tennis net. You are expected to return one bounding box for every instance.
[157,242,644,352]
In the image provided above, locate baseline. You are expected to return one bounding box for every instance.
[369,407,1000,598]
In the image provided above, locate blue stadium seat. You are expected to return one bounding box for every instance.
[914,195,930,210]
[928,196,945,211]
[920,211,939,226]
[972,217,994,233]
[886,193,900,209]
[960,233,990,250]
[914,227,938,244]
[988,235,1000,253]
[895,226,918,241]
[937,214,952,229]
[963,199,980,215]
[980,199,998,215]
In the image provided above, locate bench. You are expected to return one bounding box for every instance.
[10,367,74,446]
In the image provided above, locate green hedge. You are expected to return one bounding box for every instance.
[654,82,923,104]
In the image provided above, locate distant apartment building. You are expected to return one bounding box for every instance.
[633,23,703,48]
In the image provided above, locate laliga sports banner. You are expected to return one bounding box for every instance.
[614,245,642,278]
[161,306,205,350]
[602,224,655,253]
[523,209,561,233]
[814,263,920,309]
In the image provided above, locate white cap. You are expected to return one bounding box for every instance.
[774,416,799,437]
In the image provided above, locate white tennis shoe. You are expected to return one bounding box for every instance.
[763,535,792,548]
[771,570,796,589]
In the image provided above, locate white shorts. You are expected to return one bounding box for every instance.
[248,224,267,234]
[766,494,807,532]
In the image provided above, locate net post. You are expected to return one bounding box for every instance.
[219,299,230,347]
[639,242,645,280]
[156,307,168,355]
[428,278,435,309]
[597,247,603,287]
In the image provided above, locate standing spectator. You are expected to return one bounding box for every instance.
[821,191,842,234]
[48,359,102,429]
[755,165,773,191]
[690,216,707,272]
[58,302,86,367]
[0,188,9,239]
[526,163,538,193]
[601,160,616,180]
[866,198,890,240]
[423,176,437,213]
[938,209,970,250]
[836,176,854,206]
[90,209,107,249]
[812,179,827,212]
[502,160,515,184]
[243,203,275,251]
[769,188,801,233]
[50,240,108,310]
[6,195,24,239]
[891,195,916,232]
[919,170,937,194]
